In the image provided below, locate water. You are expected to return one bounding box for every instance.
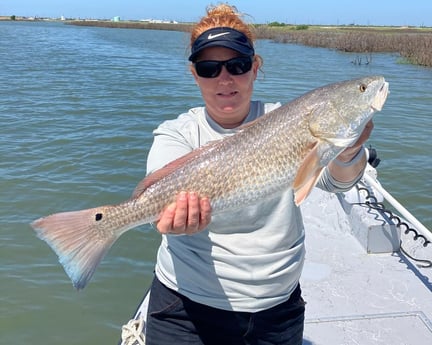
[0,21,430,344]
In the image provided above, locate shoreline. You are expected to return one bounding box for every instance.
[68,21,432,68]
[3,19,431,67]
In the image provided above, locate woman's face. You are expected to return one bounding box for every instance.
[191,46,259,129]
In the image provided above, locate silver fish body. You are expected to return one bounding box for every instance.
[31,76,389,289]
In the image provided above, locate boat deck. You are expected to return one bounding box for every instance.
[301,180,432,345]
[119,168,432,345]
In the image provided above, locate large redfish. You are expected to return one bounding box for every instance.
[31,76,389,289]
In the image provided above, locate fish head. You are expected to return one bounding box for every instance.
[308,76,389,161]
[292,76,388,204]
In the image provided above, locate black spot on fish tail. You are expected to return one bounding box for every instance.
[95,213,103,221]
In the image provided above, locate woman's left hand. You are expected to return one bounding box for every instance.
[337,120,374,163]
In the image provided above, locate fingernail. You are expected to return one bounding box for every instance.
[164,203,176,216]
[179,191,187,201]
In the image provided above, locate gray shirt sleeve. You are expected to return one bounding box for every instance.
[317,146,366,193]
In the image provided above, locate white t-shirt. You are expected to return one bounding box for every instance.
[146,100,359,312]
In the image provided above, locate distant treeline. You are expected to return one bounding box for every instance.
[69,21,432,67]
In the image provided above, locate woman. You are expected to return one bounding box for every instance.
[145,4,372,345]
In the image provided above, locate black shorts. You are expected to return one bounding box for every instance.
[145,276,305,345]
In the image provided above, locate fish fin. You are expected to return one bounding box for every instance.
[132,151,200,198]
[293,143,324,205]
[294,167,324,206]
[236,117,261,130]
[30,207,119,290]
[293,143,320,190]
[132,143,217,198]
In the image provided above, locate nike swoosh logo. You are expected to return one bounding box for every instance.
[208,32,230,40]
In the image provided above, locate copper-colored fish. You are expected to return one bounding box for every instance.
[31,76,389,289]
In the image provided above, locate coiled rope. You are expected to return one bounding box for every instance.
[121,316,146,345]
[356,184,431,268]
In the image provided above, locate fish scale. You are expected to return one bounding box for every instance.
[31,76,389,289]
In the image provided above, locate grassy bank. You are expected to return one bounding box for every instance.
[68,20,193,32]
[255,25,432,67]
[69,21,432,67]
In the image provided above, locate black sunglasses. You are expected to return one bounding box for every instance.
[194,56,253,78]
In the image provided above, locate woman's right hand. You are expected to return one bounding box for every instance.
[156,192,212,235]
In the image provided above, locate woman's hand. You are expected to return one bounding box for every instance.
[156,192,212,235]
[337,120,374,163]
[328,120,374,182]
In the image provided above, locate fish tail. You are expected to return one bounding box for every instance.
[30,207,119,290]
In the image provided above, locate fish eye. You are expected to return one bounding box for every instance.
[359,83,367,92]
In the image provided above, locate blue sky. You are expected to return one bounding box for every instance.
[1,0,431,27]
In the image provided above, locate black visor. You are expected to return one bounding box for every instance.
[189,27,255,62]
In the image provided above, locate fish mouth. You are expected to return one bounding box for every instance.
[371,81,389,111]
[371,104,381,112]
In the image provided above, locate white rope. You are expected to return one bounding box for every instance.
[121,316,146,345]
